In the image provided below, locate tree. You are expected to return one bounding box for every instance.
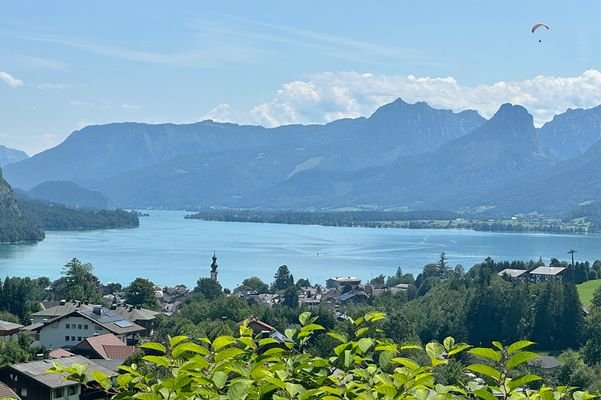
[282,286,299,308]
[54,258,103,303]
[436,252,450,279]
[369,274,385,285]
[271,265,293,291]
[194,278,223,301]
[583,309,601,365]
[296,278,310,288]
[0,334,35,366]
[235,277,269,294]
[124,278,159,310]
[105,282,122,294]
[49,311,595,397]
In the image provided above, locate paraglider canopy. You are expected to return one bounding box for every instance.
[531,23,549,33]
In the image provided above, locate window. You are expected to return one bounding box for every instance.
[65,323,70,329]
[84,324,88,329]
[67,386,77,395]
[20,388,27,397]
[53,388,64,398]
[77,336,82,341]
[71,336,76,341]
[65,336,70,341]
[78,324,82,329]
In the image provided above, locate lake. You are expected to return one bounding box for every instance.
[0,210,599,289]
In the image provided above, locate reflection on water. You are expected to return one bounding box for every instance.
[0,210,599,289]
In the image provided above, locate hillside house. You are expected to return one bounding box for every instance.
[70,333,136,361]
[326,276,361,289]
[0,320,23,340]
[0,356,116,400]
[498,268,530,282]
[529,266,566,282]
[27,306,144,349]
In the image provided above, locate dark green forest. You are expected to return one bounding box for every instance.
[17,199,139,230]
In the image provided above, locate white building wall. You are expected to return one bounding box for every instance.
[38,315,116,349]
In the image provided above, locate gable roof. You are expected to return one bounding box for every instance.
[103,345,136,360]
[498,269,529,278]
[0,382,20,399]
[530,266,566,276]
[238,317,276,333]
[71,333,136,360]
[48,348,75,359]
[112,304,160,322]
[0,320,23,335]
[3,355,116,389]
[31,302,95,319]
[33,309,145,336]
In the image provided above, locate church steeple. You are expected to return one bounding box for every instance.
[210,251,218,282]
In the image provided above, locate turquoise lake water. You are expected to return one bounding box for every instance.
[0,210,599,289]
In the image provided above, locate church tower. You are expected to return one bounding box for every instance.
[210,252,218,282]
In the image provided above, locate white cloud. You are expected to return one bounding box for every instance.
[201,103,233,122]
[34,83,74,90]
[245,70,601,127]
[121,103,141,110]
[0,71,24,87]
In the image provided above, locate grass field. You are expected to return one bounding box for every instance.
[577,279,601,306]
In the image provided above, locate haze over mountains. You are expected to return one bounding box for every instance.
[0,145,28,167]
[3,99,600,215]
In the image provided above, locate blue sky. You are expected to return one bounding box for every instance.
[1,1,600,154]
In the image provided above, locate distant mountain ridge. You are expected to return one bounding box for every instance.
[28,180,111,209]
[3,99,600,214]
[0,168,44,242]
[0,145,28,167]
[539,105,601,160]
[4,99,484,190]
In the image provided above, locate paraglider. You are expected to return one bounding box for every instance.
[531,23,549,42]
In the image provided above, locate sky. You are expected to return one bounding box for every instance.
[0,1,600,155]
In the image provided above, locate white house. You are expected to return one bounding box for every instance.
[29,306,144,350]
[529,266,566,282]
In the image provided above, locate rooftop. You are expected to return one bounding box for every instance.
[3,355,116,389]
[48,349,75,359]
[112,304,160,322]
[0,381,20,399]
[32,309,145,336]
[32,301,96,318]
[530,266,566,276]
[71,333,136,360]
[0,320,23,335]
[498,269,529,278]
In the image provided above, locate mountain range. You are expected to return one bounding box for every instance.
[3,99,600,215]
[0,145,28,167]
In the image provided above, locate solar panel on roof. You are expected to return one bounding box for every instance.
[114,320,133,328]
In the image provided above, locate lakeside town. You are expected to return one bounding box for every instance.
[1,252,601,397]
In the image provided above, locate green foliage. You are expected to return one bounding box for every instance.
[53,258,103,303]
[235,277,269,294]
[0,216,44,242]
[0,334,41,366]
[49,312,597,399]
[18,198,139,230]
[271,265,294,292]
[125,278,159,310]
[194,278,223,301]
[0,276,46,322]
